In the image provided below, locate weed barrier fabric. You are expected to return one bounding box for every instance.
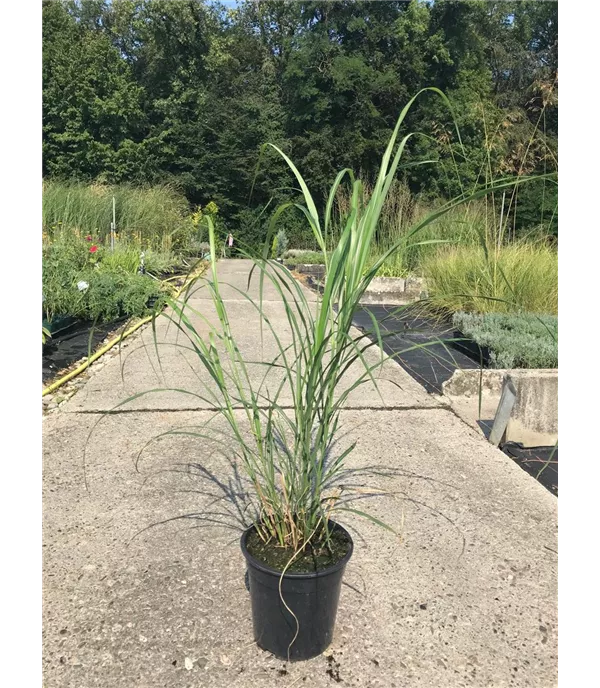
[42,318,127,382]
[351,304,479,395]
[43,314,79,337]
[303,278,479,393]
[500,443,558,497]
[450,330,491,367]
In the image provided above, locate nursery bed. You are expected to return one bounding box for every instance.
[351,304,559,496]
[302,276,479,394]
[42,262,207,385]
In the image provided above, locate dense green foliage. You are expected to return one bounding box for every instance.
[43,180,196,250]
[43,230,166,322]
[284,250,328,267]
[452,311,558,369]
[43,0,558,249]
[423,242,558,315]
[81,270,166,322]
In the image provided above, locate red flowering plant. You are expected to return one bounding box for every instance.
[85,236,102,266]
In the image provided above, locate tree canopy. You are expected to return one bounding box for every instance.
[43,0,558,245]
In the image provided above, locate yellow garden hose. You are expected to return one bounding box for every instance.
[42,263,206,397]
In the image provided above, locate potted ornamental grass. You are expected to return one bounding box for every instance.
[125,89,544,662]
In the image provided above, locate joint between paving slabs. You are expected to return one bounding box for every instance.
[62,403,452,415]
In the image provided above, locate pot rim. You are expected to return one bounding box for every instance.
[240,519,354,580]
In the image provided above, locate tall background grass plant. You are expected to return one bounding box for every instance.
[43,181,195,251]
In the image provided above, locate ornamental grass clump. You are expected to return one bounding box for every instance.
[136,88,546,559]
[422,240,558,315]
[42,181,194,251]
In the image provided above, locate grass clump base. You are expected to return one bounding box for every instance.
[453,311,558,369]
[246,524,351,574]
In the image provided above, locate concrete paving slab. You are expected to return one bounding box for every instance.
[442,369,559,447]
[65,262,440,413]
[43,408,557,688]
[187,258,320,303]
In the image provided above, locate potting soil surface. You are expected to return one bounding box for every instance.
[42,318,127,382]
[351,304,479,395]
[245,526,351,573]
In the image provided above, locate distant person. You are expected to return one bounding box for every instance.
[228,233,234,256]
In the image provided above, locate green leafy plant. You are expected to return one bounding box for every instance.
[42,228,173,323]
[98,246,143,275]
[453,311,558,369]
[42,229,99,321]
[42,325,51,344]
[275,229,288,259]
[83,270,165,322]
[366,251,408,278]
[99,246,181,276]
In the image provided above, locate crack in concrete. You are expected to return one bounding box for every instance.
[62,402,450,415]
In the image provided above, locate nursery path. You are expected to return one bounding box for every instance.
[43,259,557,688]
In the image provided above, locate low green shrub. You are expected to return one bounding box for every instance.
[42,230,99,320]
[143,250,182,275]
[284,250,326,267]
[367,251,409,278]
[453,311,558,369]
[100,246,181,276]
[83,270,165,322]
[98,245,141,275]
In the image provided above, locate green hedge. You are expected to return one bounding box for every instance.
[452,312,558,369]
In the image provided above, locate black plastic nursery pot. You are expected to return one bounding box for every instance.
[240,521,353,661]
[42,314,80,337]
